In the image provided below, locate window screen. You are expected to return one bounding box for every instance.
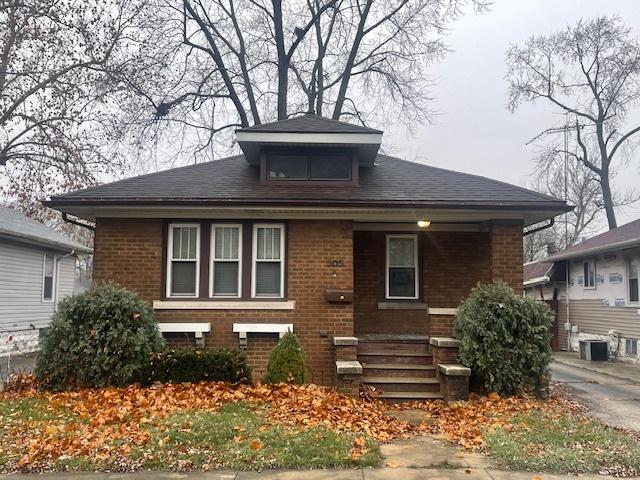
[212,225,241,297]
[626,339,638,357]
[387,236,418,298]
[169,225,199,296]
[253,225,284,297]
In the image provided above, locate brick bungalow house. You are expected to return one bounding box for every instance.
[46,114,569,400]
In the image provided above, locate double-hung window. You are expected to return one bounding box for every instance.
[386,234,419,299]
[583,259,596,289]
[42,253,56,302]
[211,224,242,297]
[252,224,285,298]
[167,223,200,297]
[629,255,639,304]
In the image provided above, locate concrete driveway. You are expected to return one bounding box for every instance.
[552,354,640,431]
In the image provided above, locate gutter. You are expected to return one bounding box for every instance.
[523,275,551,287]
[546,237,640,262]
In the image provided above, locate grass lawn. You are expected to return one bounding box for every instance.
[0,382,387,472]
[485,411,640,476]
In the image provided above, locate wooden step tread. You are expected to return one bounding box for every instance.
[363,376,439,384]
[358,350,432,357]
[362,363,435,371]
[376,391,443,400]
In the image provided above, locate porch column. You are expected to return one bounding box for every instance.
[489,221,524,291]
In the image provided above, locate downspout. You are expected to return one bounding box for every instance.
[523,217,554,237]
[54,249,76,306]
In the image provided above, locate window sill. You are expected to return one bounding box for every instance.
[378,302,428,310]
[153,300,296,310]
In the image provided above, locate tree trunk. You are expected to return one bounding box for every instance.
[600,169,618,230]
[273,0,288,120]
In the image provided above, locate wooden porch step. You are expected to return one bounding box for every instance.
[376,391,443,401]
[358,353,432,366]
[363,376,439,384]
[362,365,436,379]
[362,363,434,370]
[358,350,430,357]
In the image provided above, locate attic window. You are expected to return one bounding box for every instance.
[267,152,352,181]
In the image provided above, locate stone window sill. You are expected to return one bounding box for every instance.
[377,302,428,310]
[153,300,296,310]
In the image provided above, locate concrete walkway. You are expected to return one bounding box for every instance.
[1,469,637,479]
[552,352,640,431]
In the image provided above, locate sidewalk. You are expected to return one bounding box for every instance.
[1,468,637,480]
[554,351,640,385]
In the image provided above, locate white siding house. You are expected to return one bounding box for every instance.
[525,218,640,363]
[0,206,92,356]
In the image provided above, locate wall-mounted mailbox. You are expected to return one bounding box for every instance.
[325,289,353,303]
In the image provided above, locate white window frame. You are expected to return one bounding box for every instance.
[251,223,285,299]
[625,338,638,358]
[210,223,243,298]
[41,252,57,303]
[627,253,640,305]
[385,234,419,300]
[583,259,596,290]
[166,223,201,298]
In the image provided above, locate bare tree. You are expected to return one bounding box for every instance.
[506,16,640,230]
[524,154,606,262]
[0,0,151,212]
[117,0,487,164]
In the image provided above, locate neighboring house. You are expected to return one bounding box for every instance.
[45,114,569,398]
[523,259,566,301]
[524,218,640,362]
[0,206,92,356]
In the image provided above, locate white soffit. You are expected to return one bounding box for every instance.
[236,131,382,145]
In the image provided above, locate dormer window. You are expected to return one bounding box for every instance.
[268,152,352,181]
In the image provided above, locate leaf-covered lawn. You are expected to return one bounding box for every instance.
[3,377,623,474]
[485,412,640,477]
[0,380,400,472]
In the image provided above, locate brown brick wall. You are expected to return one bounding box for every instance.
[93,218,353,386]
[353,230,492,335]
[353,231,427,334]
[93,218,163,301]
[490,223,524,291]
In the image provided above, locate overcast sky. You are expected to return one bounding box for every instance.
[388,0,640,231]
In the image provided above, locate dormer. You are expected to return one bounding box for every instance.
[236,114,382,186]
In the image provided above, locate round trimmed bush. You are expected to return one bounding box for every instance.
[453,281,553,396]
[35,283,165,390]
[263,331,307,384]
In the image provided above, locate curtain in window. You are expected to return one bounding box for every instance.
[213,226,240,296]
[388,237,416,298]
[170,226,198,296]
[255,227,282,296]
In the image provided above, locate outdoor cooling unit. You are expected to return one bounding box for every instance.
[579,340,608,361]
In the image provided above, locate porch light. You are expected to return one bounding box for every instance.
[417,218,431,229]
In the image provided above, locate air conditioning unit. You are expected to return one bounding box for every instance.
[579,340,608,361]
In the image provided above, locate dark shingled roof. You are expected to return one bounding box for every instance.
[46,154,568,212]
[523,260,554,285]
[547,218,640,261]
[236,113,382,134]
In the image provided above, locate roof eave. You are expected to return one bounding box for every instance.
[523,276,551,287]
[546,238,640,261]
[0,231,93,254]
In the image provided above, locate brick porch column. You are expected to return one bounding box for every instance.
[489,222,524,291]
